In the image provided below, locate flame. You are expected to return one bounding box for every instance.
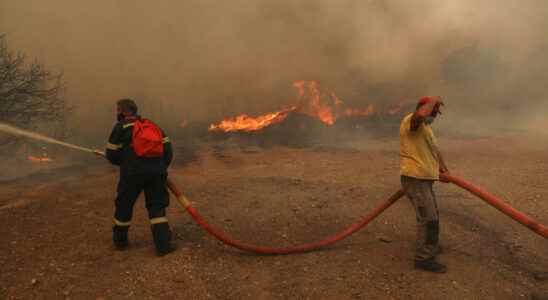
[295,80,336,125]
[344,104,376,117]
[209,107,296,132]
[27,155,53,162]
[294,80,379,125]
[208,80,408,133]
[386,100,408,116]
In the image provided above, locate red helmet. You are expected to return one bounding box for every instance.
[417,96,443,116]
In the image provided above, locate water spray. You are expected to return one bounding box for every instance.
[0,123,104,156]
[0,122,545,256]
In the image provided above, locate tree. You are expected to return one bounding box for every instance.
[0,34,69,147]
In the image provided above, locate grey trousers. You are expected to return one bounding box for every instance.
[401,176,440,261]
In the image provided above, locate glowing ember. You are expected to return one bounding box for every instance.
[27,155,53,162]
[209,80,408,133]
[343,104,376,117]
[386,100,408,116]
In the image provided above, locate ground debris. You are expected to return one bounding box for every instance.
[534,272,548,281]
[378,236,393,243]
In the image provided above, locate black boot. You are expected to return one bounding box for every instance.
[415,258,447,273]
[151,222,174,256]
[112,225,129,250]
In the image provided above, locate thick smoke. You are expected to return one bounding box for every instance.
[1,0,547,140]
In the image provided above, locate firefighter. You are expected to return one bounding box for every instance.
[400,96,449,273]
[104,98,175,256]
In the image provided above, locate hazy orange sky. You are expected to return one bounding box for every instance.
[1,0,547,136]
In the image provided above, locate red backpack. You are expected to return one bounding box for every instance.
[131,119,164,157]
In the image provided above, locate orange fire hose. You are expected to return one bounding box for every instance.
[2,125,543,254]
[165,174,546,255]
[167,179,406,254]
[440,173,548,239]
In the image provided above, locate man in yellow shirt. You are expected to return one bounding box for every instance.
[400,96,449,273]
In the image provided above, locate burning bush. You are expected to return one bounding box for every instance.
[0,34,70,150]
[209,80,412,134]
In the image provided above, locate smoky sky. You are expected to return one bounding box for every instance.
[1,0,547,137]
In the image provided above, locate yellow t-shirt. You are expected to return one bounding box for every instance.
[399,113,439,180]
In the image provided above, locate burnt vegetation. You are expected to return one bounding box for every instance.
[0,34,69,148]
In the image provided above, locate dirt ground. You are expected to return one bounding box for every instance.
[1,133,547,299]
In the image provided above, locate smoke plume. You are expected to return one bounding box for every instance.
[1,0,547,139]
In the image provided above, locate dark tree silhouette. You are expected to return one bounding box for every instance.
[0,34,69,146]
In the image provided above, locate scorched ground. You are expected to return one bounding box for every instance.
[1,134,547,299]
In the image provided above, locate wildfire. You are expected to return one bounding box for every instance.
[209,107,296,132]
[27,155,53,162]
[386,100,408,116]
[208,80,407,133]
[293,80,337,125]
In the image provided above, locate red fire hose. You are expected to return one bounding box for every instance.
[167,179,406,254]
[441,173,548,238]
[166,174,546,255]
[3,126,543,254]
